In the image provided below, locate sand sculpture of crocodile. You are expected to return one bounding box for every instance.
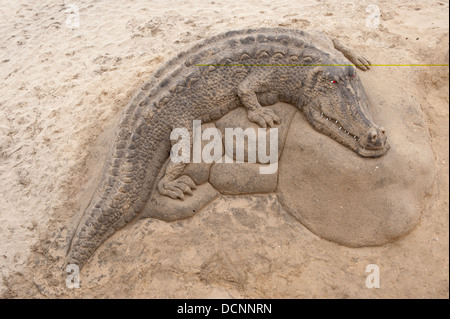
[66,28,390,269]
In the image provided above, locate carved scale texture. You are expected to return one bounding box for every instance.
[67,28,340,268]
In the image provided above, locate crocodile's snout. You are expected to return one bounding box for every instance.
[360,126,387,149]
[356,126,390,158]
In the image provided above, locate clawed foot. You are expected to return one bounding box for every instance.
[348,54,372,71]
[158,175,197,200]
[247,107,280,128]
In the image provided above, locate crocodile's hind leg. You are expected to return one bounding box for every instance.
[142,157,219,221]
[332,38,372,71]
[158,120,197,200]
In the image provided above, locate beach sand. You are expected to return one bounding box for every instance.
[0,0,448,298]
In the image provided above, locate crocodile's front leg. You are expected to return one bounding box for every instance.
[238,75,281,128]
[332,38,372,71]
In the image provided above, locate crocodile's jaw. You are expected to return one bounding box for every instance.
[305,101,390,158]
[356,142,390,158]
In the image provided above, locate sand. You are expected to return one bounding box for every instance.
[0,0,448,298]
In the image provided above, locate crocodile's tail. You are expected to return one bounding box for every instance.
[66,122,171,269]
[66,84,172,270]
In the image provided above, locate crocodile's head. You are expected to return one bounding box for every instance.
[304,65,390,158]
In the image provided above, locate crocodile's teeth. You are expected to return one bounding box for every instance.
[339,127,342,130]
[335,120,338,123]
